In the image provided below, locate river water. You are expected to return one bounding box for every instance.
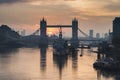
[0,46,119,80]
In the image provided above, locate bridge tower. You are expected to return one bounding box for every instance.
[40,18,47,37]
[71,18,79,47]
[40,18,48,46]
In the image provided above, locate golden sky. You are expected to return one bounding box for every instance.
[0,0,120,37]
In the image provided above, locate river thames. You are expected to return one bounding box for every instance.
[0,46,119,80]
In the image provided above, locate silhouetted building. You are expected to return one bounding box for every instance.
[40,18,47,38]
[71,18,79,47]
[39,18,48,46]
[109,30,113,43]
[89,29,93,38]
[104,33,108,39]
[49,34,58,39]
[96,33,100,39]
[0,25,22,47]
[113,17,120,38]
[72,18,78,40]
[21,29,25,36]
[112,17,120,47]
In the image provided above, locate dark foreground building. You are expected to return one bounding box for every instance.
[112,17,120,47]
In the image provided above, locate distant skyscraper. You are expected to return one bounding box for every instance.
[21,29,25,36]
[113,17,120,38]
[89,29,93,38]
[96,33,100,39]
[104,33,108,39]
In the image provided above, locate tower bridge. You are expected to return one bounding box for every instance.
[32,18,104,47]
[38,18,79,47]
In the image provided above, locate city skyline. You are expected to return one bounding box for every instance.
[0,0,120,37]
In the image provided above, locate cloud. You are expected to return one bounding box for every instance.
[0,0,28,4]
[104,1,120,12]
[0,0,76,4]
[0,0,119,35]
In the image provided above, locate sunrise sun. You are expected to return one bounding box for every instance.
[47,28,58,36]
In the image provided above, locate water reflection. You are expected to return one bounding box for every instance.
[0,48,19,63]
[0,47,119,80]
[115,74,120,80]
[0,48,18,54]
[80,48,84,56]
[71,51,78,71]
[53,55,68,80]
[0,48,22,80]
[40,47,47,72]
[96,69,120,80]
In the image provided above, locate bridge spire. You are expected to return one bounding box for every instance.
[41,17,46,22]
[73,17,77,21]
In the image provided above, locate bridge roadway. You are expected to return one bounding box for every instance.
[78,38,103,41]
[64,38,104,41]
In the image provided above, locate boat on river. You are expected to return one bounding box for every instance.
[53,39,69,56]
[53,27,69,56]
[93,58,120,71]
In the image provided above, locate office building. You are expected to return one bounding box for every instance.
[89,29,93,38]
[113,17,120,38]
[96,33,100,39]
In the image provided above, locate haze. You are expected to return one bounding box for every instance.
[0,0,120,37]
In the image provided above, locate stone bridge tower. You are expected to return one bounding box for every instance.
[40,18,48,46]
[71,18,79,47]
